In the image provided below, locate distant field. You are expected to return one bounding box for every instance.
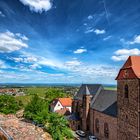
[15,87,49,106]
[24,87,48,97]
[104,86,117,90]
[15,86,116,106]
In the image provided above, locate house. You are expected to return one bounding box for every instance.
[70,56,140,140]
[50,98,72,115]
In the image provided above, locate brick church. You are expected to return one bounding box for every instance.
[69,56,140,140]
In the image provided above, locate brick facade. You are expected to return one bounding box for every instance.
[117,79,139,140]
[90,109,117,140]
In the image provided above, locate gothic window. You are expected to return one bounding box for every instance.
[124,85,129,98]
[95,118,99,133]
[104,123,109,138]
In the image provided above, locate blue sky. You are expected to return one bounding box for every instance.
[0,0,140,84]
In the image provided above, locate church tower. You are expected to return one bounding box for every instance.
[82,86,91,131]
[116,56,140,140]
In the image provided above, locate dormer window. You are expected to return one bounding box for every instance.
[124,85,129,98]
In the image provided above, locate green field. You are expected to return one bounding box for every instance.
[104,86,117,90]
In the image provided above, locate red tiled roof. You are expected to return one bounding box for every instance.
[116,56,140,80]
[58,98,72,107]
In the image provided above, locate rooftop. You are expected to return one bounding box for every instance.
[116,56,140,79]
[91,89,117,117]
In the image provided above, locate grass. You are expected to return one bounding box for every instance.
[15,87,48,106]
[24,87,48,97]
[15,95,32,107]
[104,86,117,90]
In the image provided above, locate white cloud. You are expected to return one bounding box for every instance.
[0,11,5,17]
[16,33,29,41]
[103,35,112,41]
[129,35,140,44]
[65,60,81,66]
[0,31,28,53]
[29,63,41,69]
[94,29,106,34]
[111,48,140,61]
[85,28,94,34]
[83,23,87,26]
[0,60,6,68]
[74,48,87,54]
[87,15,93,20]
[85,28,106,34]
[12,56,37,63]
[19,0,52,13]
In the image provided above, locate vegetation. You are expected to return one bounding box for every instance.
[47,113,73,140]
[24,88,73,140]
[24,94,49,124]
[0,95,22,114]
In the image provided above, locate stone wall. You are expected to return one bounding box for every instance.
[117,79,139,140]
[91,109,117,140]
[0,132,8,140]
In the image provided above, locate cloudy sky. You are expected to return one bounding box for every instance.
[0,0,140,84]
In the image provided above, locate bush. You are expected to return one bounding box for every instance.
[0,95,21,114]
[24,94,48,124]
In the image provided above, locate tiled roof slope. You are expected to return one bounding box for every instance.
[116,56,140,79]
[58,98,72,106]
[75,84,103,99]
[91,89,117,117]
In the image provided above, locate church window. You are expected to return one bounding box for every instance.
[125,85,129,98]
[104,123,109,138]
[95,118,99,133]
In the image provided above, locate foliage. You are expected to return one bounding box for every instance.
[24,94,49,124]
[45,88,69,102]
[0,95,21,114]
[47,113,73,140]
[24,88,73,140]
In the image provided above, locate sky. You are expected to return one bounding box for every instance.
[0,0,140,84]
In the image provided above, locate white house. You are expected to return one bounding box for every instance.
[50,98,72,115]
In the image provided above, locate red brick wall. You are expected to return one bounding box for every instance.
[90,109,117,140]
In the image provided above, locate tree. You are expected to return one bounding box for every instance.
[0,95,21,114]
[45,88,68,102]
[24,94,48,124]
[47,113,73,140]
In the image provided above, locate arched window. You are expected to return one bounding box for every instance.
[104,123,109,138]
[125,85,129,98]
[95,118,99,133]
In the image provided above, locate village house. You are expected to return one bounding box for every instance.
[70,56,140,140]
[50,98,72,116]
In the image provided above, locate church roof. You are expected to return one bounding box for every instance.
[75,84,103,99]
[91,89,117,117]
[85,85,90,95]
[116,56,140,80]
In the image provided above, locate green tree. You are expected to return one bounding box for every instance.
[47,113,73,140]
[24,94,48,124]
[0,95,20,114]
[45,88,68,102]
